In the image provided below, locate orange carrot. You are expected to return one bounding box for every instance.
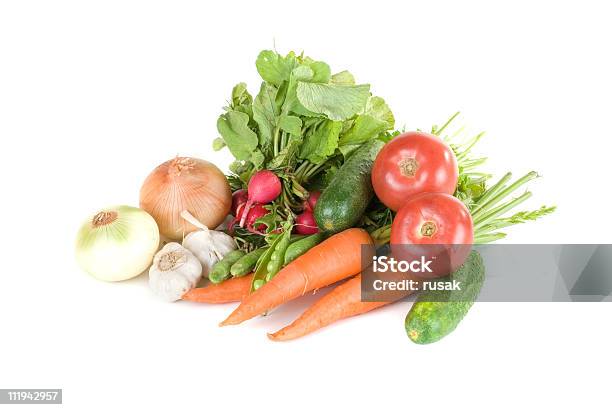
[220,228,373,326]
[269,272,419,341]
[182,274,252,304]
[267,275,386,341]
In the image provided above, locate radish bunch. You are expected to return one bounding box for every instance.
[229,171,321,235]
[231,170,281,233]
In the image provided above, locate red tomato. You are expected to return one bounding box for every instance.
[372,131,459,211]
[390,193,473,278]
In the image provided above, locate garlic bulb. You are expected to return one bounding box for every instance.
[149,242,202,302]
[180,210,236,277]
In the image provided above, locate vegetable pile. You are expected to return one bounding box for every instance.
[75,49,556,344]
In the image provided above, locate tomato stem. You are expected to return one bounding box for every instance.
[420,221,438,237]
[399,158,419,177]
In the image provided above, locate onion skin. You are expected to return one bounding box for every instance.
[139,157,232,240]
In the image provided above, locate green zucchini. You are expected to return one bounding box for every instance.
[314,139,384,234]
[405,251,485,344]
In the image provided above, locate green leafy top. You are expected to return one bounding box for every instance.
[214,49,395,244]
[215,49,394,185]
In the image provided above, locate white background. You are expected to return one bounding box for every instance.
[1,1,610,408]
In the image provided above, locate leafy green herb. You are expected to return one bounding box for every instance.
[330,70,355,85]
[296,83,371,121]
[255,50,296,86]
[299,120,342,164]
[214,49,394,218]
[216,110,258,161]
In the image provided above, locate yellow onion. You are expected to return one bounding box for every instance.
[140,157,232,240]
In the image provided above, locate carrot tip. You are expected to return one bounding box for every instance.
[219,318,239,327]
[267,330,292,342]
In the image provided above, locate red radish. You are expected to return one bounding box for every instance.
[231,189,248,216]
[245,204,269,233]
[229,203,270,233]
[228,219,238,234]
[228,201,248,233]
[295,211,319,235]
[239,170,281,227]
[304,191,321,212]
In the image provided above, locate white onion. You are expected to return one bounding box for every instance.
[75,205,160,281]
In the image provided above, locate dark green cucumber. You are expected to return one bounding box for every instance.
[405,251,485,344]
[283,233,325,265]
[314,139,384,234]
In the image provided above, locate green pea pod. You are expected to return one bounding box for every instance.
[209,250,245,284]
[283,233,325,265]
[230,247,268,277]
[289,235,306,243]
[265,232,292,281]
[231,236,303,280]
[253,279,266,291]
[251,233,285,292]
